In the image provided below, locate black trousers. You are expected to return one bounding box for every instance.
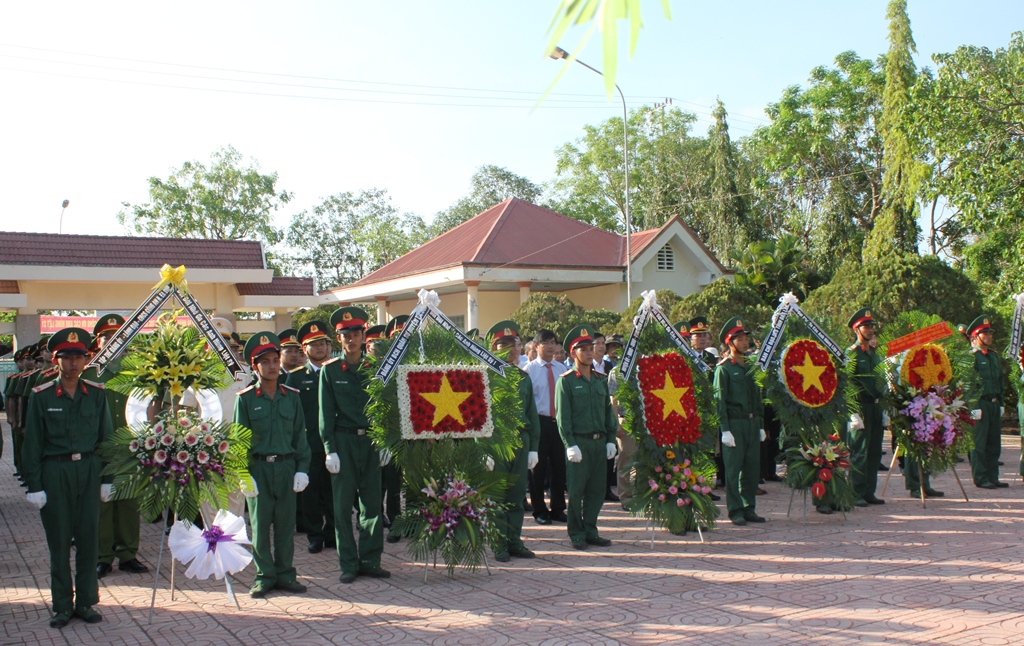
[530,416,566,517]
[760,404,782,478]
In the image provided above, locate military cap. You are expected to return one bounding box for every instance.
[688,317,710,334]
[385,315,409,339]
[211,317,234,338]
[967,316,994,337]
[486,320,520,347]
[230,332,242,345]
[467,328,480,341]
[719,316,750,344]
[606,334,624,348]
[563,324,595,353]
[93,313,125,337]
[48,327,91,357]
[673,321,691,338]
[298,320,330,345]
[956,323,968,338]
[279,328,301,347]
[243,331,281,365]
[847,307,877,330]
[364,325,386,342]
[332,307,369,333]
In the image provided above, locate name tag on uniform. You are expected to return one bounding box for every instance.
[574,385,583,390]
[254,406,263,411]
[47,408,63,412]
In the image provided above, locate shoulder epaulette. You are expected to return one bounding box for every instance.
[81,379,104,389]
[847,344,858,353]
[237,384,257,396]
[716,357,730,366]
[560,369,574,378]
[43,367,58,377]
[282,384,299,393]
[323,356,342,365]
[32,381,56,394]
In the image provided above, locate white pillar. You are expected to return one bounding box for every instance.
[466,282,480,332]
[517,281,532,303]
[273,308,291,333]
[375,297,388,325]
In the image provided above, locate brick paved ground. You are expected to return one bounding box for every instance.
[4,418,1024,645]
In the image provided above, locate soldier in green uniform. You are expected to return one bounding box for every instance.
[846,308,886,507]
[556,325,618,550]
[286,320,336,554]
[86,315,149,578]
[714,317,767,525]
[966,316,1007,489]
[278,328,304,375]
[689,316,725,499]
[23,328,113,628]
[12,343,41,484]
[6,348,27,479]
[364,325,387,358]
[236,331,311,598]
[380,315,408,539]
[486,320,541,562]
[319,307,390,583]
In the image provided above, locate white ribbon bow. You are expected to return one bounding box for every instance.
[417,289,441,310]
[640,289,661,312]
[778,292,800,308]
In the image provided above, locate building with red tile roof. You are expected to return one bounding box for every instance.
[320,198,730,331]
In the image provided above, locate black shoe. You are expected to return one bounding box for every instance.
[359,566,391,579]
[96,562,113,579]
[551,511,568,523]
[743,513,767,523]
[571,541,587,550]
[865,497,885,505]
[50,612,72,628]
[308,539,324,554]
[709,492,721,501]
[340,572,357,584]
[604,491,620,503]
[509,546,536,559]
[382,517,392,529]
[816,506,833,515]
[998,461,1005,466]
[74,607,103,624]
[976,482,997,489]
[249,582,271,598]
[924,488,945,498]
[730,517,747,526]
[275,580,307,594]
[585,536,612,546]
[386,532,401,544]
[534,514,552,525]
[494,551,511,563]
[119,558,149,574]
[996,482,1010,488]
[764,474,783,482]
[523,501,534,512]
[855,499,869,507]
[878,463,889,471]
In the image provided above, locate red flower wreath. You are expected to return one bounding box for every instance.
[637,353,701,446]
[779,339,838,408]
[401,366,492,438]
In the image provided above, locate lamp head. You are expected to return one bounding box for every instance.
[549,46,570,61]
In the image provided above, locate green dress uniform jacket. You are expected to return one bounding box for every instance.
[494,369,542,555]
[286,363,335,543]
[22,377,113,615]
[971,348,1005,487]
[714,356,764,520]
[555,367,616,543]
[318,356,384,575]
[848,344,885,502]
[235,382,311,587]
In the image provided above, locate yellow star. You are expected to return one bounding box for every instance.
[912,348,948,390]
[650,373,690,420]
[792,353,827,394]
[420,374,472,426]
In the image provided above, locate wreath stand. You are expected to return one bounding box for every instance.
[879,446,969,508]
[146,506,243,624]
[786,487,848,523]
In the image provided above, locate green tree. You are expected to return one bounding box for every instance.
[706,100,753,259]
[510,293,587,342]
[430,165,542,236]
[729,234,822,302]
[118,146,290,247]
[584,308,622,337]
[669,279,773,339]
[863,0,924,260]
[286,189,424,290]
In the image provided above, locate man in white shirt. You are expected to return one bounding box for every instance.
[525,329,569,525]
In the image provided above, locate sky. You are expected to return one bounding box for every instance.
[0,1,1019,240]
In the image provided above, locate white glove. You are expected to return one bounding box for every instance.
[100,484,113,503]
[241,476,259,498]
[325,452,341,474]
[606,442,617,460]
[379,449,392,466]
[850,414,865,430]
[759,429,767,442]
[882,413,891,427]
[527,451,539,470]
[567,445,583,463]
[485,456,495,471]
[721,431,736,448]
[26,491,47,510]
[971,409,982,420]
[293,472,309,493]
[1001,407,1005,416]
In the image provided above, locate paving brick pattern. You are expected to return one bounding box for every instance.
[4,418,1024,645]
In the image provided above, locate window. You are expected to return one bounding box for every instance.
[656,244,675,271]
[450,315,465,331]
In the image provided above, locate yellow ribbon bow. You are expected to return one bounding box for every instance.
[154,264,189,293]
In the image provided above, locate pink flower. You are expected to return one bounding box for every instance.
[196,451,210,464]
[683,469,691,477]
[129,440,140,452]
[654,466,663,473]
[203,435,215,446]
[144,437,157,450]
[175,451,190,464]
[658,494,666,501]
[669,486,679,495]
[153,423,164,435]
[200,423,211,433]
[683,498,691,506]
[154,450,168,464]
[665,474,672,481]
[217,441,230,454]
[672,466,680,473]
[184,434,199,446]
[650,482,659,491]
[161,435,174,446]
[683,459,691,467]
[697,475,705,484]
[676,498,685,507]
[178,418,190,427]
[702,486,711,495]
[679,482,687,490]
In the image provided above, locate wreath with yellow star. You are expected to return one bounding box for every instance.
[779,339,839,408]
[637,353,701,445]
[899,343,953,391]
[397,364,493,439]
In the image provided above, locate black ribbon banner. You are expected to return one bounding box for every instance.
[425,309,507,376]
[88,285,173,375]
[755,304,791,371]
[1008,297,1023,361]
[176,290,247,380]
[617,307,650,380]
[373,306,428,384]
[648,307,711,373]
[789,305,847,366]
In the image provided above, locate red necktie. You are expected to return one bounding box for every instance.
[546,363,556,416]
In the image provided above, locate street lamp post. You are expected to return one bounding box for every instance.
[59,199,69,234]
[549,46,632,305]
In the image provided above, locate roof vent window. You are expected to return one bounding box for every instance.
[656,244,675,272]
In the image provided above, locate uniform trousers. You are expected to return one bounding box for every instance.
[565,435,606,543]
[330,433,383,574]
[850,398,884,501]
[98,498,141,565]
[494,432,530,552]
[247,458,299,586]
[722,419,760,520]
[300,451,335,543]
[971,400,1002,486]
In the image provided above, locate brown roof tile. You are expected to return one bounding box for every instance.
[0,232,266,269]
[235,276,315,296]
[0,281,19,294]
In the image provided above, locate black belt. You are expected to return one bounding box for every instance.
[336,427,367,435]
[728,413,756,420]
[576,432,605,440]
[45,451,93,462]
[984,397,1000,404]
[539,415,555,420]
[253,453,294,463]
